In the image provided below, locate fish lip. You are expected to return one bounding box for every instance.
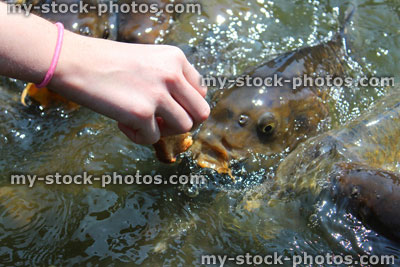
[189,138,232,173]
[190,133,252,175]
[194,140,230,162]
[220,136,243,151]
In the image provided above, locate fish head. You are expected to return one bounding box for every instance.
[190,85,328,174]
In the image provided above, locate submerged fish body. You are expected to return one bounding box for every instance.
[331,163,400,241]
[116,0,173,44]
[190,37,346,173]
[8,0,172,43]
[34,0,118,40]
[272,92,400,241]
[274,93,400,192]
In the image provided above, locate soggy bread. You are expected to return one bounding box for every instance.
[153,133,193,163]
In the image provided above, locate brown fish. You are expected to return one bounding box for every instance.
[331,163,400,241]
[14,0,172,43]
[189,36,346,174]
[155,8,356,171]
[272,92,400,241]
[13,0,117,40]
[117,0,173,44]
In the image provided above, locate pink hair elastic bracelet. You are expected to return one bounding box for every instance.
[35,22,64,88]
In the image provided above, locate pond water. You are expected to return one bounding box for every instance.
[0,0,399,266]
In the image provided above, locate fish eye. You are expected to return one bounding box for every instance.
[261,123,275,134]
[257,112,277,135]
[238,114,249,126]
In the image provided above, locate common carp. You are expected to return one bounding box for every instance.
[185,31,352,174]
[8,0,172,43]
[155,9,356,174]
[270,91,400,241]
[156,41,344,171]
[331,163,400,241]
[117,0,174,44]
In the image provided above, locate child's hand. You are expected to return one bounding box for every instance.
[50,31,210,144]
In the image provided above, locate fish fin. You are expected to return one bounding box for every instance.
[339,4,356,38]
[332,4,357,55]
[21,83,80,111]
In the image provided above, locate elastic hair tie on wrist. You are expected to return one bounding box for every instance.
[36,22,64,88]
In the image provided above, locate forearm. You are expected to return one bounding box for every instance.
[0,1,209,144]
[0,2,101,104]
[0,2,61,84]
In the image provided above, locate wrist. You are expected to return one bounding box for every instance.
[48,30,91,100]
[35,22,64,88]
[47,31,125,119]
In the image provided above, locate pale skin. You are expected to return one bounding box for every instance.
[0,2,210,144]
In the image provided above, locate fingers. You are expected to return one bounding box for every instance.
[118,114,160,145]
[117,47,210,145]
[156,95,193,136]
[167,76,210,125]
[182,60,207,98]
[118,122,137,142]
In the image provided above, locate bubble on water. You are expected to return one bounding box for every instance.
[216,14,226,25]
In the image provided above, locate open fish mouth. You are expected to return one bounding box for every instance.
[189,137,247,178]
[190,140,232,174]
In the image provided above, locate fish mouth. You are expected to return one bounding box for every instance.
[190,138,241,175]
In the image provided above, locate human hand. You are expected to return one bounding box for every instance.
[49,31,210,144]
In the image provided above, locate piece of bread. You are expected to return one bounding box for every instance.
[21,83,79,110]
[153,133,193,163]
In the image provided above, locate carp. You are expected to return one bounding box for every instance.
[156,18,353,174]
[271,91,400,241]
[188,6,359,175]
[8,0,173,43]
[155,8,356,173]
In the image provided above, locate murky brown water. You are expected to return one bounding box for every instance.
[0,0,399,266]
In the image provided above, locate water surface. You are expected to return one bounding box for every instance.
[0,0,399,265]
